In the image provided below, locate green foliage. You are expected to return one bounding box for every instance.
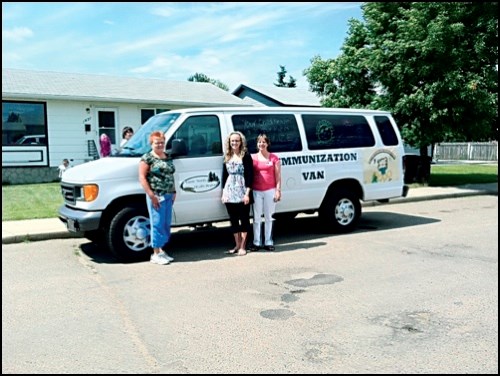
[305,2,498,148]
[274,65,297,88]
[304,19,377,108]
[187,72,229,91]
[2,183,63,221]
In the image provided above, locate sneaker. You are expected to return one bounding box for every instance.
[150,253,170,265]
[159,250,174,262]
[263,245,275,251]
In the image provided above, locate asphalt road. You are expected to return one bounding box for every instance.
[2,195,498,374]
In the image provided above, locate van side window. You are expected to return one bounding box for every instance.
[302,114,375,150]
[232,114,302,153]
[166,115,222,157]
[374,116,399,146]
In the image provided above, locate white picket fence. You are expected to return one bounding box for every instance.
[434,142,498,162]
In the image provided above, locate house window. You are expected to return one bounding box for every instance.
[141,108,170,124]
[2,101,47,146]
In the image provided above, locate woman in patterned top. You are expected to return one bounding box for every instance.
[139,131,176,265]
[221,131,254,256]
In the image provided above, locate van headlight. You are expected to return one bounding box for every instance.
[82,184,99,202]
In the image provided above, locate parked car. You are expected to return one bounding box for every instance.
[15,134,46,145]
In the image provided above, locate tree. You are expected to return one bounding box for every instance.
[274,65,297,87]
[305,2,498,178]
[304,19,377,108]
[188,72,229,91]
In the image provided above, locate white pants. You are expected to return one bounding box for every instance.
[252,189,276,246]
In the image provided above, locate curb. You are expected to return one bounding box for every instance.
[2,231,83,245]
[362,189,497,208]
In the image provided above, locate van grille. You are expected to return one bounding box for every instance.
[61,184,78,205]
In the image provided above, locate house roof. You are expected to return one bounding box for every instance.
[2,68,247,107]
[232,83,321,107]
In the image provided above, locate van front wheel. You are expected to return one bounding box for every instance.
[319,189,361,233]
[106,206,151,262]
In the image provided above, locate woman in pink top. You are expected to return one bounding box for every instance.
[249,134,281,251]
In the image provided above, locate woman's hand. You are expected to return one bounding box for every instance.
[151,195,160,210]
[243,194,250,205]
[274,190,281,202]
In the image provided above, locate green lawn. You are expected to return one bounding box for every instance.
[2,182,63,221]
[428,163,498,186]
[2,164,497,221]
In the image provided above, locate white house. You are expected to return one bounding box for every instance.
[2,68,248,184]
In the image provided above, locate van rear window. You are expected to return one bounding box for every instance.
[232,114,302,153]
[302,114,375,150]
[374,116,399,146]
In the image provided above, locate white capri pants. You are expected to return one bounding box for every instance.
[252,188,276,246]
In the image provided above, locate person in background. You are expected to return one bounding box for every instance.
[58,158,71,179]
[249,134,281,252]
[120,126,134,148]
[138,131,177,265]
[100,133,111,157]
[222,131,254,256]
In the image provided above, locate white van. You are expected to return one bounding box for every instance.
[59,107,409,261]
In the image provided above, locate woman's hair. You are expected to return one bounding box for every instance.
[149,131,165,144]
[224,131,248,162]
[122,126,134,138]
[256,133,271,148]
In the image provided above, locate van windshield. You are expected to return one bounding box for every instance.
[116,112,181,156]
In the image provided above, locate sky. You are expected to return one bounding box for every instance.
[2,2,363,92]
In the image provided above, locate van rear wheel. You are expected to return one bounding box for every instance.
[106,206,151,262]
[319,189,361,233]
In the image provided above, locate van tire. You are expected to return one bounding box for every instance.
[106,206,151,262]
[319,189,361,233]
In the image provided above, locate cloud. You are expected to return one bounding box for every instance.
[2,27,33,42]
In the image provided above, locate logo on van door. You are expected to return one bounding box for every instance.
[180,172,220,193]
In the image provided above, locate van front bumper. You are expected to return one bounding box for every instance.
[58,204,102,234]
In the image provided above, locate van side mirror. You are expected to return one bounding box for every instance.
[170,138,187,157]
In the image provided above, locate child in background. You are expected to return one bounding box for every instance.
[100,133,112,157]
[58,158,70,179]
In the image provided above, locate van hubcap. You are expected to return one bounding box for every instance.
[335,199,354,225]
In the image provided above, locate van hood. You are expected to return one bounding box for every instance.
[62,157,140,183]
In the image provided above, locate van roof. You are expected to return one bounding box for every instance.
[160,106,392,116]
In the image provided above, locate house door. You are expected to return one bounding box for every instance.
[96,108,118,154]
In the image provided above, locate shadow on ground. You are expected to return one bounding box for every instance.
[80,211,440,264]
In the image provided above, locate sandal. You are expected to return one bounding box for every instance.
[236,249,247,256]
[225,248,238,254]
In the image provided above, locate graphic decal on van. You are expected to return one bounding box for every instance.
[180,172,220,193]
[316,120,335,144]
[365,149,400,183]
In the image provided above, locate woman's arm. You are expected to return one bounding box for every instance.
[274,156,282,201]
